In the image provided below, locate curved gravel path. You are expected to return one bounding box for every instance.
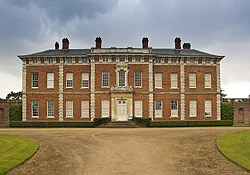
[1,127,249,175]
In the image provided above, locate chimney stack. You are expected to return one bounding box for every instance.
[183,43,191,49]
[142,37,149,48]
[174,37,181,49]
[95,37,102,48]
[55,42,59,50]
[62,38,69,49]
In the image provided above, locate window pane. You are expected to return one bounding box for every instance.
[66,73,73,88]
[81,100,89,118]
[82,73,89,88]
[102,72,109,87]
[82,58,88,63]
[171,73,177,88]
[135,72,141,87]
[205,100,212,116]
[205,73,211,88]
[32,73,38,88]
[135,57,141,62]
[189,100,197,117]
[155,73,162,88]
[135,100,142,117]
[189,73,196,88]
[102,100,109,117]
[32,101,39,117]
[119,71,125,87]
[47,73,54,88]
[119,57,125,62]
[66,101,73,117]
[171,100,178,117]
[47,101,54,117]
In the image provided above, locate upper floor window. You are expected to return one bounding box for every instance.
[32,100,39,118]
[32,72,38,88]
[205,59,210,64]
[103,57,109,62]
[171,100,178,117]
[155,58,161,63]
[102,72,109,87]
[135,57,141,62]
[190,58,195,64]
[155,73,162,88]
[119,57,125,62]
[170,73,178,89]
[48,58,53,63]
[67,58,72,63]
[66,73,73,88]
[189,72,196,88]
[205,73,211,88]
[119,71,125,87]
[33,59,38,64]
[134,72,142,87]
[171,58,177,64]
[82,58,88,63]
[82,73,89,88]
[47,73,54,88]
[47,101,54,118]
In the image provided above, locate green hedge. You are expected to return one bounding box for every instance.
[150,120,233,127]
[9,104,22,121]
[133,117,152,127]
[221,103,234,121]
[10,121,94,128]
[94,117,111,126]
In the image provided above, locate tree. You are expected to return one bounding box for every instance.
[6,91,22,103]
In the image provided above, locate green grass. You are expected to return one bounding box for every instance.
[0,135,38,174]
[217,130,250,171]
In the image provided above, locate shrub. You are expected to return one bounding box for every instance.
[9,104,22,121]
[221,103,234,121]
[150,120,233,127]
[133,117,152,126]
[94,117,111,126]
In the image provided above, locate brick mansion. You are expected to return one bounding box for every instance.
[18,37,224,121]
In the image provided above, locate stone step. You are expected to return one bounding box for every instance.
[97,121,143,128]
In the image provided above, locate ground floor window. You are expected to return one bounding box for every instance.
[171,100,178,117]
[155,100,162,117]
[134,100,142,117]
[205,100,212,117]
[66,100,73,118]
[47,101,54,118]
[102,100,109,117]
[189,100,197,117]
[32,100,39,118]
[81,100,89,118]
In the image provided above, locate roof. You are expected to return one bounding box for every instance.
[18,48,223,58]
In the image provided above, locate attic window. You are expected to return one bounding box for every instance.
[171,58,177,64]
[155,58,161,63]
[205,59,210,64]
[135,57,141,62]
[48,58,53,63]
[33,59,38,64]
[67,58,72,63]
[119,57,125,62]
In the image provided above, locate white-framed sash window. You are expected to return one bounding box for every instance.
[134,100,142,117]
[66,100,73,118]
[205,100,212,117]
[155,100,162,117]
[81,100,89,118]
[102,72,109,87]
[82,73,89,88]
[189,72,196,88]
[171,100,178,117]
[205,73,211,88]
[134,72,142,87]
[47,101,54,118]
[66,73,73,88]
[155,73,162,88]
[47,73,54,88]
[119,71,125,87]
[32,100,39,118]
[102,100,109,117]
[170,73,178,89]
[32,72,38,88]
[189,100,197,117]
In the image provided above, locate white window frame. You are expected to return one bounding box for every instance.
[47,101,54,118]
[119,57,125,62]
[170,73,178,89]
[171,58,177,64]
[102,57,109,62]
[189,72,196,88]
[82,73,89,88]
[33,58,38,64]
[205,73,211,88]
[67,58,72,64]
[32,100,39,118]
[134,100,142,117]
[155,100,162,118]
[102,72,109,87]
[205,59,210,64]
[32,72,38,88]
[155,73,162,88]
[102,100,110,117]
[66,100,73,118]
[81,100,89,118]
[135,57,141,62]
[66,73,73,88]
[134,72,142,88]
[205,100,212,117]
[82,58,88,63]
[119,71,126,87]
[171,100,178,118]
[189,100,197,117]
[155,58,161,63]
[47,72,54,88]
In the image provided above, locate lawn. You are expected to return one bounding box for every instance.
[217,130,250,171]
[0,135,38,174]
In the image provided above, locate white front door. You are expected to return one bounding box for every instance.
[117,100,127,121]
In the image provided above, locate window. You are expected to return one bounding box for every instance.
[155,73,162,88]
[171,73,178,89]
[81,100,89,118]
[33,59,38,64]
[119,57,125,62]
[171,58,177,64]
[205,73,211,88]
[119,71,125,87]
[155,100,162,117]
[135,100,142,117]
[135,57,141,62]
[48,58,53,63]
[102,72,109,87]
[155,58,161,63]
[47,73,54,88]
[66,73,73,88]
[189,73,196,88]
[134,72,142,87]
[190,58,195,64]
[32,101,39,117]
[102,100,109,117]
[32,73,38,88]
[171,100,178,117]
[47,101,54,118]
[82,58,88,63]
[205,100,212,117]
[67,58,72,63]
[205,59,210,64]
[189,100,197,117]
[102,57,109,62]
[66,100,73,118]
[82,73,89,88]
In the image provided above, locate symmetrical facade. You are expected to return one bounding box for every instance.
[19,37,224,121]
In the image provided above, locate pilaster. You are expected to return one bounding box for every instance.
[148,56,154,120]
[180,59,185,120]
[58,60,64,121]
[216,60,221,120]
[90,56,96,121]
[22,61,27,121]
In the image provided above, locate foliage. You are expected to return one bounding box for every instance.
[0,135,38,174]
[217,130,250,171]
[94,117,111,126]
[149,120,233,127]
[221,103,234,121]
[9,104,22,121]
[6,91,22,103]
[10,121,94,128]
[133,117,152,127]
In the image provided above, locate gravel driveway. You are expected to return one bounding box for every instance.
[1,127,249,175]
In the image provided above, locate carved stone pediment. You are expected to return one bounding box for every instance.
[110,85,134,93]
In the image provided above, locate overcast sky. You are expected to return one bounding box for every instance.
[0,0,249,98]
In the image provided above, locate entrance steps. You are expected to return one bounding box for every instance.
[97,121,143,128]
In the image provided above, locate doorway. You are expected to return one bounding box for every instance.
[117,100,127,121]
